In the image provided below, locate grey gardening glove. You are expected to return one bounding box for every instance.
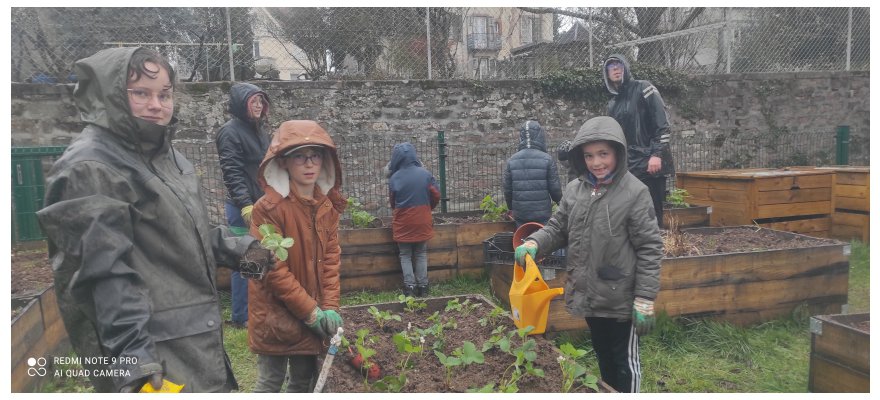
[633,297,656,336]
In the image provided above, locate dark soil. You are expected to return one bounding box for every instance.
[11,243,54,320]
[11,243,53,298]
[664,226,838,257]
[323,295,604,393]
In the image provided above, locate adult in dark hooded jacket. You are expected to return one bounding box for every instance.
[36,47,274,392]
[603,54,674,227]
[502,120,563,228]
[216,82,271,327]
[388,142,440,297]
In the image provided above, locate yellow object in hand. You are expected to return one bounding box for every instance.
[139,379,185,393]
[240,205,254,223]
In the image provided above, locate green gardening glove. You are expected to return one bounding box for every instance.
[632,297,656,336]
[321,310,344,337]
[514,240,538,266]
[305,306,327,339]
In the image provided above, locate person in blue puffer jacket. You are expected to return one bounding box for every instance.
[502,119,563,228]
[388,142,440,297]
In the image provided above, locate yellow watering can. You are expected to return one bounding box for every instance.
[509,253,564,335]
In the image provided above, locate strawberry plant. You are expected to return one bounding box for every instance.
[257,224,294,261]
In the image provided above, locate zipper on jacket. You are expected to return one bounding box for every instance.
[142,144,216,292]
[311,205,321,304]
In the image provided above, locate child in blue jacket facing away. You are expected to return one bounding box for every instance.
[388,142,440,297]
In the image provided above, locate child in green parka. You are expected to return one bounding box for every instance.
[515,116,663,393]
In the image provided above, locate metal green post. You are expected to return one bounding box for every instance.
[836,125,850,165]
[437,130,448,213]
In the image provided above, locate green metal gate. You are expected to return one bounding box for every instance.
[12,146,66,242]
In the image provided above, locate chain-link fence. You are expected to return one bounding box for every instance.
[11,7,869,83]
[9,128,851,241]
[174,129,845,226]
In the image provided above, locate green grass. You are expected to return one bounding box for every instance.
[847,239,869,313]
[42,240,870,392]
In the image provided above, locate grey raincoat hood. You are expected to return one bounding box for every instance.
[602,53,632,96]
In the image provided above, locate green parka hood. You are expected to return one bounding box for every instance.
[567,116,628,180]
[73,46,177,152]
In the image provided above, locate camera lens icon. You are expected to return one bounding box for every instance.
[27,357,47,377]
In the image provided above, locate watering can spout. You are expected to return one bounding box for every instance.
[508,253,564,335]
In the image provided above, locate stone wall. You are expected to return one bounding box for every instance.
[11,71,869,163]
[10,71,869,220]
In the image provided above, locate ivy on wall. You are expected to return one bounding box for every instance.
[538,64,710,121]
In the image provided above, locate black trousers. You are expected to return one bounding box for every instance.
[641,176,666,228]
[586,317,641,393]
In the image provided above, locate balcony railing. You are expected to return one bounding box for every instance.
[467,33,501,51]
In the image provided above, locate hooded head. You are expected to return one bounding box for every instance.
[602,54,632,95]
[567,116,628,180]
[228,82,270,123]
[258,120,343,207]
[517,120,548,152]
[73,46,178,145]
[388,142,423,175]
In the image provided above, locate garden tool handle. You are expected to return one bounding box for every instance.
[313,327,344,393]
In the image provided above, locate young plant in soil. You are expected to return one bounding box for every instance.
[557,342,600,393]
[367,305,401,331]
[479,305,511,327]
[351,328,379,390]
[444,298,480,315]
[398,294,427,313]
[372,328,423,392]
[498,326,544,393]
[479,194,509,222]
[665,187,691,208]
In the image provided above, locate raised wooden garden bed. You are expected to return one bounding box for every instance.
[663,204,711,228]
[11,286,71,392]
[790,166,869,242]
[322,294,615,393]
[339,221,514,292]
[488,226,850,332]
[808,312,869,393]
[825,166,869,242]
[677,168,834,237]
[214,219,515,291]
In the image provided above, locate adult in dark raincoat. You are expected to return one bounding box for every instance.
[502,119,563,228]
[603,54,674,227]
[37,47,273,393]
[216,82,271,328]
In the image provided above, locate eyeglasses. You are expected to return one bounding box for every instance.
[127,88,173,108]
[606,61,623,70]
[287,151,324,166]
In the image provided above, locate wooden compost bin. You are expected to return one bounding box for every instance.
[488,227,850,332]
[663,205,711,228]
[826,166,869,242]
[808,313,869,393]
[677,168,834,237]
[339,221,514,292]
[11,286,71,392]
